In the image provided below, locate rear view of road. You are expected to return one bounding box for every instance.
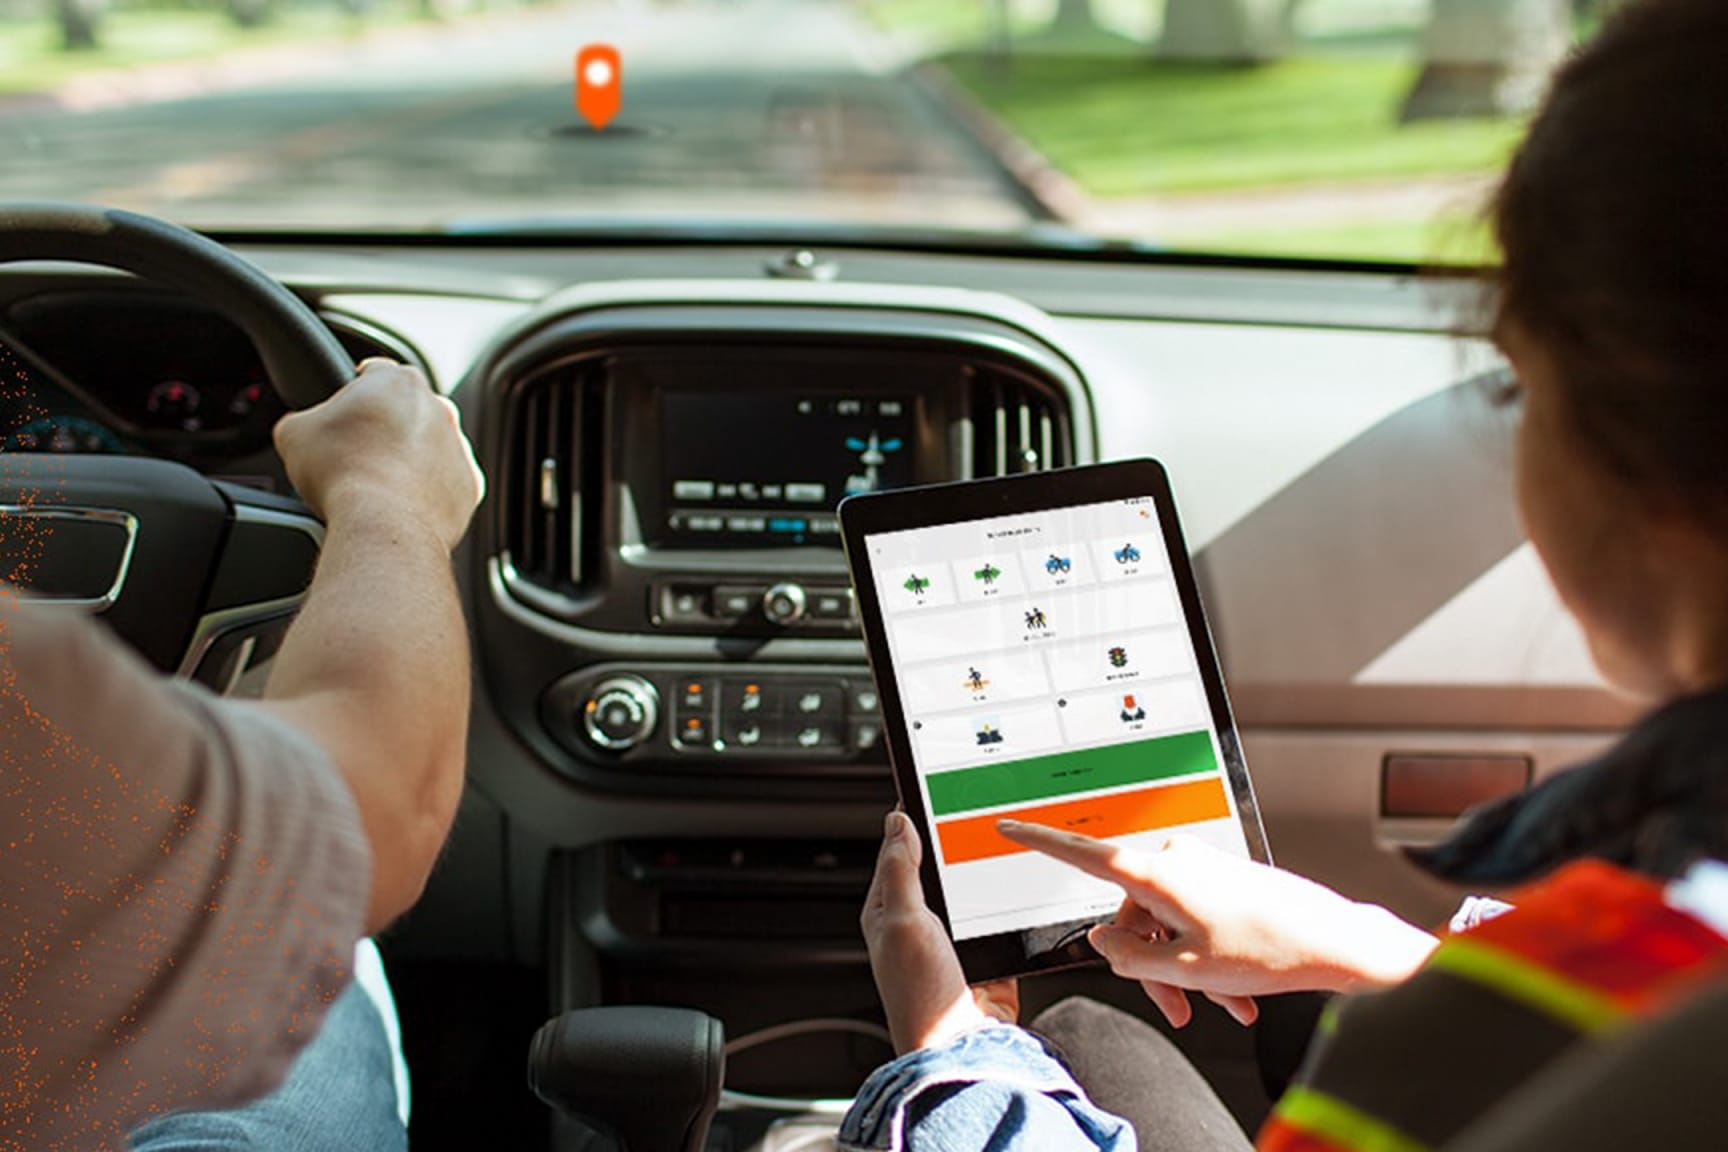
[0,0,1045,234]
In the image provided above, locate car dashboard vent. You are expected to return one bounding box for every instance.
[504,364,601,595]
[967,367,1074,478]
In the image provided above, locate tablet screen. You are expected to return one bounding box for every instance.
[862,495,1254,943]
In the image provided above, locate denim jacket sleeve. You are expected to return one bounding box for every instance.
[837,1025,1136,1152]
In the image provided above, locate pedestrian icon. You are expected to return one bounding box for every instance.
[1024,607,1049,630]
[903,573,932,595]
[1120,695,1146,722]
[973,563,1002,586]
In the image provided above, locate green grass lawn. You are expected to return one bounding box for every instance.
[0,5,432,96]
[1181,210,1498,264]
[941,52,1527,198]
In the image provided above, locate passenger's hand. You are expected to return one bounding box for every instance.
[863,811,1019,1055]
[998,824,1438,1029]
[274,360,484,552]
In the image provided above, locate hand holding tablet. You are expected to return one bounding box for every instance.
[840,459,1271,983]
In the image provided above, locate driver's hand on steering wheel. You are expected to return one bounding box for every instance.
[274,360,484,552]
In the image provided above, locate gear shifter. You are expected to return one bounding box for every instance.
[528,1006,726,1152]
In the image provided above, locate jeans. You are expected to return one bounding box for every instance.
[128,942,408,1152]
[838,999,1251,1152]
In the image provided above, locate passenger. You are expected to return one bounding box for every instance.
[0,360,483,1151]
[842,1,1728,1149]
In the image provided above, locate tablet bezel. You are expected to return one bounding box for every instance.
[840,459,1272,983]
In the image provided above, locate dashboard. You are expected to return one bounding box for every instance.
[0,243,1630,1121]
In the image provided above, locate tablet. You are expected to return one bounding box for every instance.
[839,459,1271,983]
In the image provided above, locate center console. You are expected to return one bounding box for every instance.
[463,287,1096,1128]
[478,297,1092,796]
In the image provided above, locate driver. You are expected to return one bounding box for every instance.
[0,360,483,1151]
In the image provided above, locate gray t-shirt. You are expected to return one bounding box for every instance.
[0,602,372,1150]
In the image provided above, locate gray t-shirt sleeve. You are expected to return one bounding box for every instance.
[0,604,372,1151]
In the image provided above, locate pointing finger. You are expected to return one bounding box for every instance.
[999,820,1190,926]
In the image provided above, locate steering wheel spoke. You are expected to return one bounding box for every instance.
[178,483,322,691]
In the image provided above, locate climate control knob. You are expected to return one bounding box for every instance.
[762,582,808,626]
[582,676,660,751]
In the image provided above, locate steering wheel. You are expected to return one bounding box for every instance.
[0,203,353,677]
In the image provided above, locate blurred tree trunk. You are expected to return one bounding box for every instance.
[983,0,1012,71]
[226,0,272,28]
[54,0,102,50]
[1402,0,1571,121]
[1053,0,1099,31]
[1159,0,1291,62]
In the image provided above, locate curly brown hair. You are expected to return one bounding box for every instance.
[1493,0,1728,533]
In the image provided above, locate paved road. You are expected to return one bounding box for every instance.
[0,0,1043,233]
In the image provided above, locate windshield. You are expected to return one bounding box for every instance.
[0,0,1605,260]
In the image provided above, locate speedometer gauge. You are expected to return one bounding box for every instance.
[146,379,202,431]
[7,415,126,454]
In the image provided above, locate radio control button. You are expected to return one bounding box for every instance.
[763,582,808,625]
[712,586,763,619]
[809,589,853,620]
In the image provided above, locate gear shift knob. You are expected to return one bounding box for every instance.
[528,1006,725,1152]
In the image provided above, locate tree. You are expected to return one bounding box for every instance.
[226,0,273,28]
[1158,0,1291,63]
[54,0,102,51]
[1052,0,1101,32]
[1402,0,1571,121]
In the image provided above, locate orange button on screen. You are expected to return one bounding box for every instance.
[936,777,1231,865]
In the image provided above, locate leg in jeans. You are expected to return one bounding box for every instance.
[128,942,407,1152]
[1032,997,1253,1152]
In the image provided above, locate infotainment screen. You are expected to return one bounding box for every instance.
[659,388,920,546]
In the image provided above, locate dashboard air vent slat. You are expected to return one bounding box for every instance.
[506,367,591,593]
[968,367,1071,478]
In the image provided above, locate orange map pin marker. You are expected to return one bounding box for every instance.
[575,44,622,130]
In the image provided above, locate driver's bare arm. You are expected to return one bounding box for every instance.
[998,823,1439,1027]
[259,359,485,932]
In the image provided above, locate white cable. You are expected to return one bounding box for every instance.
[717,1017,892,1116]
[723,1017,892,1057]
[719,1089,854,1116]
